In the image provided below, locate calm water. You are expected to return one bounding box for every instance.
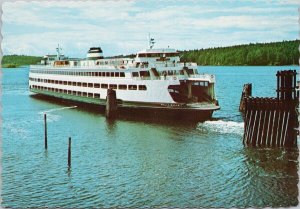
[1,66,298,208]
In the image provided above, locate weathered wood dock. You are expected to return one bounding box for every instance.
[242,70,298,147]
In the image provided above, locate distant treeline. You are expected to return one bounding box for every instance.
[180,40,299,66]
[1,55,42,68]
[2,40,299,68]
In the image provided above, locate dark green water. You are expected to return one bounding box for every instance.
[1,66,298,208]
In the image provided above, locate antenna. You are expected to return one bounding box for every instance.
[148,34,155,49]
[56,44,62,60]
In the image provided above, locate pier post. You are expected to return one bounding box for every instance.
[44,114,48,150]
[239,83,252,112]
[106,88,118,119]
[68,137,71,168]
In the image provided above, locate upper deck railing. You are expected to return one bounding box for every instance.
[30,61,197,70]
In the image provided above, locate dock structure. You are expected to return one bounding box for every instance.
[243,70,298,147]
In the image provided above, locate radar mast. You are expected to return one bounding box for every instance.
[56,44,62,60]
[148,34,155,49]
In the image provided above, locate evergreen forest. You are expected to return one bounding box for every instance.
[180,40,299,66]
[1,55,42,68]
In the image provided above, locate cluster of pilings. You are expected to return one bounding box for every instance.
[241,70,298,147]
[42,88,118,171]
[277,70,298,100]
[44,113,72,170]
[243,98,297,147]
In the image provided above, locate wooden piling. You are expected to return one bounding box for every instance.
[282,112,290,146]
[270,110,277,146]
[68,137,71,168]
[106,88,118,118]
[250,110,258,146]
[243,108,250,145]
[239,83,252,112]
[44,114,48,150]
[256,110,262,146]
[243,109,252,145]
[279,111,286,146]
[247,110,254,145]
[260,109,267,145]
[275,110,281,146]
[265,109,272,146]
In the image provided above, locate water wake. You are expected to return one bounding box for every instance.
[37,106,77,122]
[197,120,244,135]
[38,106,77,114]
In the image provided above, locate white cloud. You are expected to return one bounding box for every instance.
[1,0,298,56]
[185,15,298,30]
[274,0,300,5]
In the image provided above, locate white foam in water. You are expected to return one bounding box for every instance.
[35,113,62,123]
[45,114,62,122]
[40,106,77,114]
[198,120,244,135]
[37,106,77,122]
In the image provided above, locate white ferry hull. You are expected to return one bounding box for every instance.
[30,88,219,121]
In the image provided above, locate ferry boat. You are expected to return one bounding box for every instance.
[29,39,220,121]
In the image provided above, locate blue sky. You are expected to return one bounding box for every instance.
[2,0,299,58]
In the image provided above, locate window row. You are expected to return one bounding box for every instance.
[130,69,195,77]
[192,81,209,87]
[29,78,147,91]
[30,70,125,77]
[31,85,101,98]
[131,69,196,77]
[137,53,179,58]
